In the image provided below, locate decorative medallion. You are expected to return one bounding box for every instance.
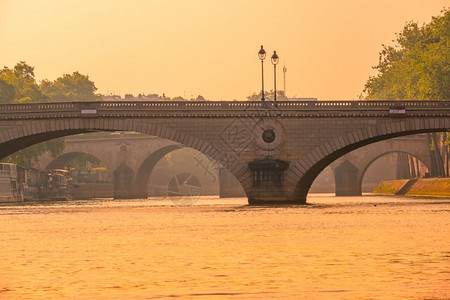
[262,129,276,143]
[253,119,285,151]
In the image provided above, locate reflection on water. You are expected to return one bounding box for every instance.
[0,194,449,299]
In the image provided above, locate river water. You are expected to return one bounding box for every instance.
[0,194,449,299]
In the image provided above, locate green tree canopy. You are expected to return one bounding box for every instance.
[171,96,186,101]
[0,61,45,103]
[195,95,206,101]
[0,79,16,103]
[364,9,449,100]
[247,90,288,101]
[3,140,65,168]
[41,71,100,102]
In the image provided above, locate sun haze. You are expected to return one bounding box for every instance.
[1,0,448,100]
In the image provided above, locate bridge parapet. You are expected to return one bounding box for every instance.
[0,101,449,120]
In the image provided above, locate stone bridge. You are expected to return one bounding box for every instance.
[0,100,448,204]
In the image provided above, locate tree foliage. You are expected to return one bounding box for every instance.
[0,61,45,103]
[2,140,65,168]
[68,153,102,171]
[0,62,100,167]
[364,9,449,100]
[195,95,206,101]
[40,71,100,102]
[171,96,186,101]
[363,9,450,177]
[247,90,288,101]
[0,79,16,103]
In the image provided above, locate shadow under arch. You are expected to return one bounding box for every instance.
[358,150,430,193]
[289,119,449,203]
[134,144,247,200]
[309,166,336,194]
[134,144,183,198]
[0,130,94,159]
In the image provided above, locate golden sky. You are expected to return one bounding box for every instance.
[1,0,448,100]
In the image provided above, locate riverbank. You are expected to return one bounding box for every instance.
[373,178,450,197]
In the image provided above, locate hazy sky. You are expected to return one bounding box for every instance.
[1,0,448,100]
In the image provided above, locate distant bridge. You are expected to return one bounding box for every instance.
[37,133,431,199]
[0,100,448,204]
[38,133,186,198]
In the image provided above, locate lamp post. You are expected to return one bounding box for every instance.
[271,51,279,102]
[258,45,266,101]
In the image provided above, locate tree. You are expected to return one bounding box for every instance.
[2,139,65,168]
[247,90,288,101]
[0,61,45,103]
[0,79,16,103]
[364,9,449,100]
[172,96,186,101]
[0,62,65,167]
[363,9,449,177]
[14,61,35,80]
[41,71,100,102]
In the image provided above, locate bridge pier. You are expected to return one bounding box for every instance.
[247,158,304,205]
[247,190,300,205]
[113,162,138,199]
[334,160,362,196]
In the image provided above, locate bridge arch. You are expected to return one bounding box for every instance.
[359,150,429,192]
[0,118,252,198]
[0,129,92,159]
[134,145,246,199]
[328,135,431,196]
[288,117,449,202]
[134,144,182,198]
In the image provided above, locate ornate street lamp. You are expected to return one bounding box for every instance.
[271,51,279,102]
[258,45,266,101]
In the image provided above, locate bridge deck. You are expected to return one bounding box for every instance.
[0,101,449,119]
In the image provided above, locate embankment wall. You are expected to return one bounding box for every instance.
[373,178,450,197]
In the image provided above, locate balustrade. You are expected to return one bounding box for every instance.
[0,101,448,119]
